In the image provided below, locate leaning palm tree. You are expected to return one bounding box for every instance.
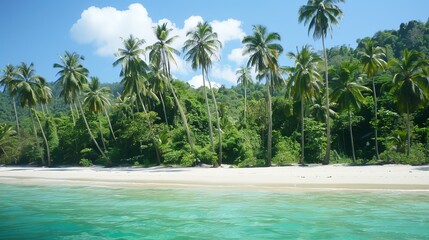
[84,77,116,150]
[147,23,195,153]
[0,64,20,135]
[236,67,253,127]
[183,21,223,166]
[298,0,344,164]
[390,49,429,155]
[242,24,283,166]
[359,40,387,160]
[15,62,51,166]
[54,51,108,160]
[287,45,323,164]
[331,62,371,164]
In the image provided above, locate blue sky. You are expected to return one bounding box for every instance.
[1,0,428,88]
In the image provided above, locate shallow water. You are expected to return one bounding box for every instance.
[0,184,428,239]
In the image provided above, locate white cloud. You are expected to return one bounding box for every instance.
[70,4,245,78]
[228,47,248,65]
[70,3,155,56]
[188,75,221,89]
[210,19,245,45]
[211,65,237,84]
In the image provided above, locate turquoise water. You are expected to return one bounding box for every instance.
[0,184,428,239]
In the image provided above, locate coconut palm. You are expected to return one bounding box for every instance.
[183,21,222,165]
[113,35,149,112]
[236,67,253,127]
[0,64,20,134]
[299,0,344,164]
[147,22,195,153]
[84,77,116,149]
[287,45,323,164]
[242,24,283,166]
[38,81,53,116]
[359,40,387,160]
[331,62,371,163]
[114,36,161,165]
[15,62,51,166]
[390,49,429,155]
[54,51,108,160]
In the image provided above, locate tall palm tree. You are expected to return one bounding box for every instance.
[15,62,51,166]
[38,81,53,116]
[113,35,149,112]
[54,51,108,160]
[359,40,387,160]
[390,49,429,155]
[236,67,253,127]
[242,24,283,166]
[331,62,371,163]
[114,36,161,164]
[147,22,195,153]
[84,77,116,149]
[299,0,344,164]
[287,45,322,164]
[183,21,223,165]
[0,64,20,135]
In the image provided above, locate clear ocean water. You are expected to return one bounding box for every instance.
[0,184,428,240]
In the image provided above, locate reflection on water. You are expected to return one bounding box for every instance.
[0,184,428,239]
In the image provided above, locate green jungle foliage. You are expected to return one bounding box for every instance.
[1,19,428,167]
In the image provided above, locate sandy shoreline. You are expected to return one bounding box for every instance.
[1,165,429,192]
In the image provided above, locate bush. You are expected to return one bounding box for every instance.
[181,152,195,167]
[380,143,428,165]
[79,158,93,167]
[272,136,300,166]
[237,157,265,168]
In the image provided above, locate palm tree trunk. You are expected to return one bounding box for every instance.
[70,104,76,126]
[300,98,305,165]
[77,99,108,160]
[322,34,331,165]
[207,75,222,166]
[266,76,272,167]
[244,84,247,127]
[74,102,80,118]
[202,69,215,154]
[169,82,194,153]
[372,77,380,160]
[103,107,116,140]
[349,109,356,164]
[30,111,44,166]
[406,104,411,156]
[34,109,51,167]
[98,115,107,151]
[12,96,20,136]
[159,94,169,125]
[137,91,161,165]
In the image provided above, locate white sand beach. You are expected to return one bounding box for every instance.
[1,165,429,191]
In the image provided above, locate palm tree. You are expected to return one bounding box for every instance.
[0,123,17,163]
[390,49,429,155]
[114,36,161,165]
[359,40,387,160]
[236,67,253,127]
[113,35,149,112]
[38,81,53,116]
[183,21,223,166]
[147,23,195,153]
[54,51,108,160]
[15,62,51,166]
[0,64,20,135]
[299,0,344,164]
[84,77,116,149]
[287,45,322,164]
[242,24,283,166]
[331,62,371,163]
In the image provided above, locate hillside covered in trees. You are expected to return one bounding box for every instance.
[1,17,428,167]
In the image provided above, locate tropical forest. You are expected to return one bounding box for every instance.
[1,2,429,168]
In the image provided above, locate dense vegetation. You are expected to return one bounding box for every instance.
[1,1,428,167]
